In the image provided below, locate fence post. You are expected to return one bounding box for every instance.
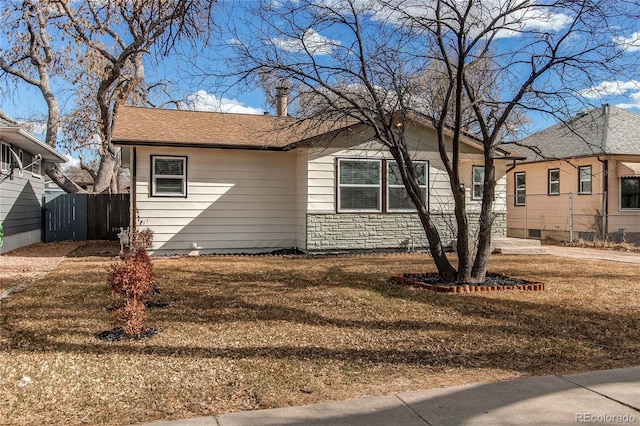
[569,191,574,242]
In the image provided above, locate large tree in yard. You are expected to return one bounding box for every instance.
[225,0,640,282]
[0,0,214,193]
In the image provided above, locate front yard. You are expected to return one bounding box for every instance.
[1,244,639,425]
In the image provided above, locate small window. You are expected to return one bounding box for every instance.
[1,143,11,172]
[548,169,559,195]
[338,159,381,212]
[515,172,526,206]
[579,166,592,194]
[472,166,485,200]
[151,156,187,197]
[387,161,428,211]
[621,177,640,209]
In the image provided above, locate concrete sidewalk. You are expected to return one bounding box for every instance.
[543,245,640,264]
[142,366,640,426]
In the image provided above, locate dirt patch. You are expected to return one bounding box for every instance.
[0,241,82,296]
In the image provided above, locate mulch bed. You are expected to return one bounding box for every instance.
[391,272,546,293]
[94,327,159,342]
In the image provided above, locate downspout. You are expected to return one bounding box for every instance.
[131,147,137,234]
[598,104,610,240]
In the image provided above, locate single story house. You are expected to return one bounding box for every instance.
[1,114,68,253]
[505,104,640,244]
[112,105,511,255]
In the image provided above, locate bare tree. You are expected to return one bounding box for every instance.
[224,0,639,282]
[0,0,215,193]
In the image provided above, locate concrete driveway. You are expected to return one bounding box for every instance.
[543,245,640,264]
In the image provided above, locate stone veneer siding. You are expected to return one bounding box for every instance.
[306,212,506,251]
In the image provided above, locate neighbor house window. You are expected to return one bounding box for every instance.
[151,155,187,197]
[548,169,560,195]
[1,143,11,172]
[472,166,485,200]
[387,161,428,211]
[515,172,526,206]
[621,177,640,209]
[338,159,381,211]
[579,166,592,194]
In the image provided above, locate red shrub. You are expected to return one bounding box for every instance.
[107,228,155,336]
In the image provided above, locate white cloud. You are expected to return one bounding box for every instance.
[580,80,640,99]
[616,91,640,109]
[274,28,341,55]
[180,90,264,115]
[366,0,571,39]
[613,32,640,52]
[61,155,80,170]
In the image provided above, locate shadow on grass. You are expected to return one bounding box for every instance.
[3,253,640,383]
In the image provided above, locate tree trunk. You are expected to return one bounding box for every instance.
[45,164,87,194]
[471,158,496,282]
[416,209,457,282]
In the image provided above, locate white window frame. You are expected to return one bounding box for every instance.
[472,166,485,200]
[548,168,560,195]
[337,158,382,212]
[387,160,428,212]
[620,177,640,210]
[17,148,24,177]
[578,165,592,194]
[31,156,42,178]
[151,155,187,197]
[515,171,526,206]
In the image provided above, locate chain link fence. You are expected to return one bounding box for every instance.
[506,192,628,243]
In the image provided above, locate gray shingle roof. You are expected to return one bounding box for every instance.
[504,105,640,162]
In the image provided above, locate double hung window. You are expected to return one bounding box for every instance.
[621,177,640,209]
[472,166,485,200]
[548,169,560,195]
[337,158,428,212]
[337,159,381,211]
[387,161,427,211]
[151,156,187,197]
[515,172,526,206]
[579,166,592,194]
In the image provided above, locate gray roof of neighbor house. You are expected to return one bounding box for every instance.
[504,105,640,163]
[0,113,68,163]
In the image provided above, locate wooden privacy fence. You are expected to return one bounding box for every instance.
[44,193,130,242]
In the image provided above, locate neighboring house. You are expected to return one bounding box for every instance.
[505,104,640,244]
[0,115,68,253]
[112,105,511,255]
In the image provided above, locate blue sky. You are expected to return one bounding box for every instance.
[2,0,640,163]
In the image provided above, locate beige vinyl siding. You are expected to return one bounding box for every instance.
[295,150,309,249]
[135,146,298,254]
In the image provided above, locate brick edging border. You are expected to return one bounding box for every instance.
[390,273,546,294]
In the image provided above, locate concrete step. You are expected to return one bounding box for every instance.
[492,237,542,248]
[491,237,546,255]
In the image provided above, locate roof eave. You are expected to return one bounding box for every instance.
[0,127,67,162]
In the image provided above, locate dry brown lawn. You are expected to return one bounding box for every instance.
[1,242,639,425]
